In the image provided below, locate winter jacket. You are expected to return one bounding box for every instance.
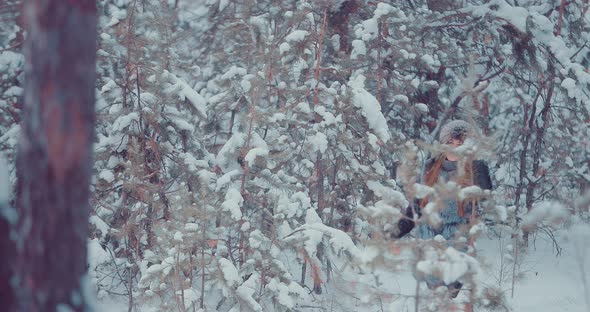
[394,158,492,239]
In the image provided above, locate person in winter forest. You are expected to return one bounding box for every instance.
[394,119,493,297]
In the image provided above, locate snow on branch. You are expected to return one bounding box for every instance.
[162,70,207,118]
[521,201,569,230]
[349,75,391,143]
[235,273,263,312]
[362,180,409,218]
[218,258,240,288]
[285,209,362,263]
[416,246,481,285]
[222,187,243,221]
[467,0,590,103]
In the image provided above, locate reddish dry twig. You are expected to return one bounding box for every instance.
[313,8,328,106]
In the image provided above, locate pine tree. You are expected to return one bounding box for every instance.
[0,0,97,310]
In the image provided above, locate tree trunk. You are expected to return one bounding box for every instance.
[0,1,97,311]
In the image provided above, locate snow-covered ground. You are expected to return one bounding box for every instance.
[487,230,590,312]
[93,227,590,311]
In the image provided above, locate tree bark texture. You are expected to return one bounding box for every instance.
[0,1,97,311]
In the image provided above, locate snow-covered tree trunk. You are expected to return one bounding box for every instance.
[0,0,97,311]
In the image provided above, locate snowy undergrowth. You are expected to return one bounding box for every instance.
[477,223,590,312]
[91,222,590,312]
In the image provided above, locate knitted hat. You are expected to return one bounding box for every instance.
[439,120,471,143]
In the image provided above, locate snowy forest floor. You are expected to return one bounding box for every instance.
[95,227,589,312]
[478,232,588,312]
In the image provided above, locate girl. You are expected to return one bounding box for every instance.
[395,120,493,296]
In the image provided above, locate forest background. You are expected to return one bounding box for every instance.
[1,0,590,311]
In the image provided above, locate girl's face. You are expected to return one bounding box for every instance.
[445,138,463,161]
[448,138,464,147]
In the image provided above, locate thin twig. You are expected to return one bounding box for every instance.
[0,43,22,52]
[555,0,567,36]
[312,7,328,106]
